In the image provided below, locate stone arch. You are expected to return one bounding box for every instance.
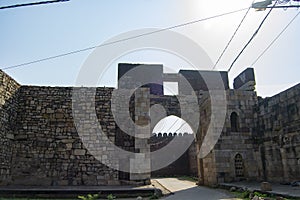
[150,115,196,177]
[234,153,244,178]
[230,112,239,132]
[152,115,194,136]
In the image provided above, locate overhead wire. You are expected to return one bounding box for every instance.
[213,1,254,70]
[1,7,249,71]
[0,0,69,10]
[173,122,189,134]
[4,3,297,136]
[170,0,298,136]
[161,3,300,137]
[156,118,180,134]
[228,0,279,72]
[252,11,300,66]
[263,5,300,9]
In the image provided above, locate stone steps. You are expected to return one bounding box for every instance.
[0,186,160,199]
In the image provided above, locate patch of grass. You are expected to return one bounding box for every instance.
[148,193,159,199]
[231,191,250,200]
[78,194,99,200]
[106,194,116,200]
[253,191,269,198]
[231,190,296,200]
[0,199,73,200]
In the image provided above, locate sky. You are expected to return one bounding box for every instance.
[1,0,300,133]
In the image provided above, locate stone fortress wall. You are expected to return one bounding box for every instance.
[197,89,260,185]
[0,79,120,186]
[9,86,120,186]
[0,66,299,186]
[0,69,197,186]
[0,70,20,184]
[255,84,300,183]
[196,69,300,185]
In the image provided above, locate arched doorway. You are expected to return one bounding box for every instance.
[151,115,197,177]
[234,153,244,178]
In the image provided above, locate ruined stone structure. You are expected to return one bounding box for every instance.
[0,64,299,187]
[0,71,20,184]
[256,85,300,182]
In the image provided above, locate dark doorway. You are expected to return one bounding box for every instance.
[234,153,244,178]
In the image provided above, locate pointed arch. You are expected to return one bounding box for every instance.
[230,112,239,132]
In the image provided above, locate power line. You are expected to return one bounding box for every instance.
[252,11,300,66]
[0,0,70,10]
[258,5,300,9]
[155,117,169,133]
[228,1,278,72]
[162,118,180,134]
[213,1,254,70]
[1,7,249,71]
[155,4,300,138]
[174,122,188,134]
[154,118,188,135]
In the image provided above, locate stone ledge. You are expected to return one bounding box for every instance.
[0,186,160,199]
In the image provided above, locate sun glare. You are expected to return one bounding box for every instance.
[193,0,253,29]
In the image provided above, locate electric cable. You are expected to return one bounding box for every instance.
[1,7,249,71]
[228,0,278,72]
[213,1,254,70]
[0,0,69,10]
[252,11,300,66]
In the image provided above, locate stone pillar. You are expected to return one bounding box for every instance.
[130,88,151,182]
[195,141,204,185]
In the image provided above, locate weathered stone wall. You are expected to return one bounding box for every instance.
[215,90,259,183]
[197,90,259,185]
[10,86,119,186]
[188,140,198,177]
[197,92,215,185]
[0,70,20,185]
[257,83,300,183]
[1,67,299,187]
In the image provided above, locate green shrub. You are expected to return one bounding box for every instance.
[107,194,116,200]
[78,194,99,200]
[149,194,159,199]
[241,191,250,198]
[253,191,268,198]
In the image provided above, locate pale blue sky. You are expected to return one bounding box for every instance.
[1,0,300,132]
[1,0,299,95]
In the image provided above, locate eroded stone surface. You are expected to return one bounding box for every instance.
[0,67,299,187]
